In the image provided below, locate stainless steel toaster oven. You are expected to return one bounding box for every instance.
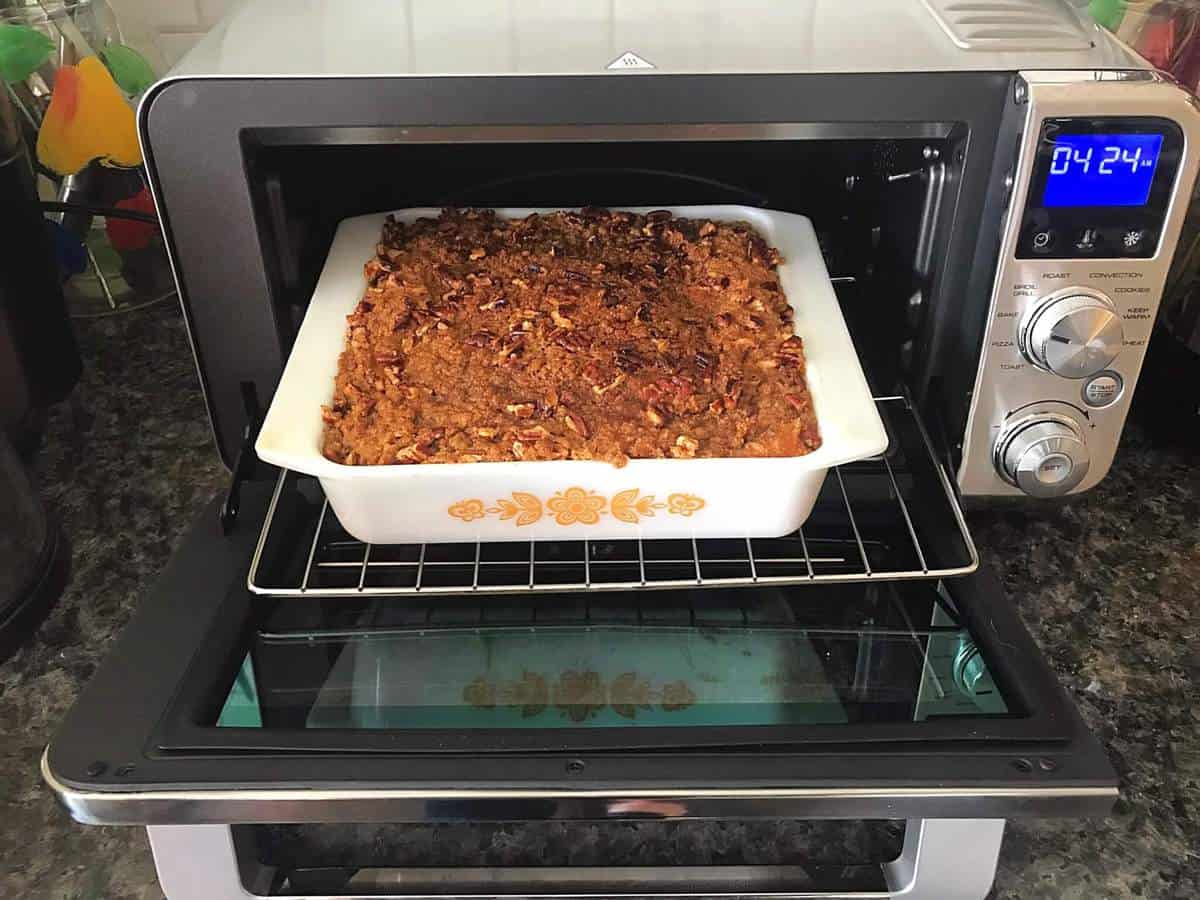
[44,1,1200,897]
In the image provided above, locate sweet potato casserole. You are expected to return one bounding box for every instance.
[321,208,821,467]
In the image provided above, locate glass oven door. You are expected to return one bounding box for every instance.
[45,394,1116,827]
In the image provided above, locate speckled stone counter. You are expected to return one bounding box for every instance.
[0,302,1196,898]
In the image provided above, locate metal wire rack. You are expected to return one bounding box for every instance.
[248,396,978,597]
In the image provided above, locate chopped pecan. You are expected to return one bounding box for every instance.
[636,302,653,324]
[550,307,574,329]
[699,221,717,237]
[506,401,537,419]
[551,329,587,352]
[645,404,667,427]
[672,434,699,458]
[713,313,732,328]
[563,410,590,438]
[469,247,487,260]
[614,347,645,373]
[784,393,807,412]
[478,295,508,312]
[511,440,526,459]
[374,349,401,364]
[475,427,498,439]
[516,426,549,442]
[590,373,625,397]
[395,442,429,464]
[777,336,806,357]
[693,351,714,371]
[724,379,743,410]
[464,329,495,348]
[746,315,765,331]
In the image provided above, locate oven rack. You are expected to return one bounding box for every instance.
[248,396,978,597]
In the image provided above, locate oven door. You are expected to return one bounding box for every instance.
[45,393,1115,824]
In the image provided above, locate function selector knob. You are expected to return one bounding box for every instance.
[993,414,1090,498]
[1018,288,1124,379]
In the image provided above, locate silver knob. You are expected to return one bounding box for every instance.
[1019,289,1124,379]
[993,413,1090,498]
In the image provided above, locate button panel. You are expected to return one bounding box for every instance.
[957,74,1199,500]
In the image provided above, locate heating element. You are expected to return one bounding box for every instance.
[249,396,977,596]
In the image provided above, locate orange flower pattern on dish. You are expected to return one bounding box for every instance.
[491,492,542,526]
[610,489,664,524]
[448,488,705,527]
[547,487,607,526]
[447,499,487,522]
[666,493,706,517]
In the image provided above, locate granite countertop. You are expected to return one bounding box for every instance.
[0,302,1196,899]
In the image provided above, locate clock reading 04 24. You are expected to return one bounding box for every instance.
[1042,133,1164,208]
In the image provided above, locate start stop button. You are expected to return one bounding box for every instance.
[1082,371,1123,408]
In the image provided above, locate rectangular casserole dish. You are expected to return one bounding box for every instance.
[255,206,887,544]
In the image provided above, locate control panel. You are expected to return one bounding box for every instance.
[958,72,1200,499]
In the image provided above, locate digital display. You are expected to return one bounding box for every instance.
[1042,133,1164,207]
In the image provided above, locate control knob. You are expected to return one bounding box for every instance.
[1019,288,1123,379]
[993,413,1090,498]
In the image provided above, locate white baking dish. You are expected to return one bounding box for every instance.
[255,206,887,544]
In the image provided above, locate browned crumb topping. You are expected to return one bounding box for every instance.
[321,208,821,466]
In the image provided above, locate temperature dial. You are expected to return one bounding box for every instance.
[1019,288,1124,379]
[993,413,1090,498]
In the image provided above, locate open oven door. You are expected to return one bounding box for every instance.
[44,395,1116,899]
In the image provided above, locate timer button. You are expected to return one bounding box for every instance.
[1082,370,1123,408]
[1030,228,1056,254]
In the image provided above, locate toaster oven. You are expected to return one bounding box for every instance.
[44,2,1200,898]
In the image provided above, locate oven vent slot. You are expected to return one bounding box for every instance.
[249,396,978,597]
[922,0,1095,51]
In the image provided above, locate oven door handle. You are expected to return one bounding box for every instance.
[148,818,1006,899]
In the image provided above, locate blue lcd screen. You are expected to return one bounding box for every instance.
[1042,133,1164,207]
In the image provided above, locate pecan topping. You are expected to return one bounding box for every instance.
[563,410,590,438]
[672,434,699,458]
[478,295,509,311]
[614,347,645,373]
[506,402,537,419]
[464,330,494,348]
[323,208,820,467]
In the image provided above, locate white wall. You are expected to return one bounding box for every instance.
[107,0,238,72]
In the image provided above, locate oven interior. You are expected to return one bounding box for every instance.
[243,132,965,398]
[177,127,1041,753]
